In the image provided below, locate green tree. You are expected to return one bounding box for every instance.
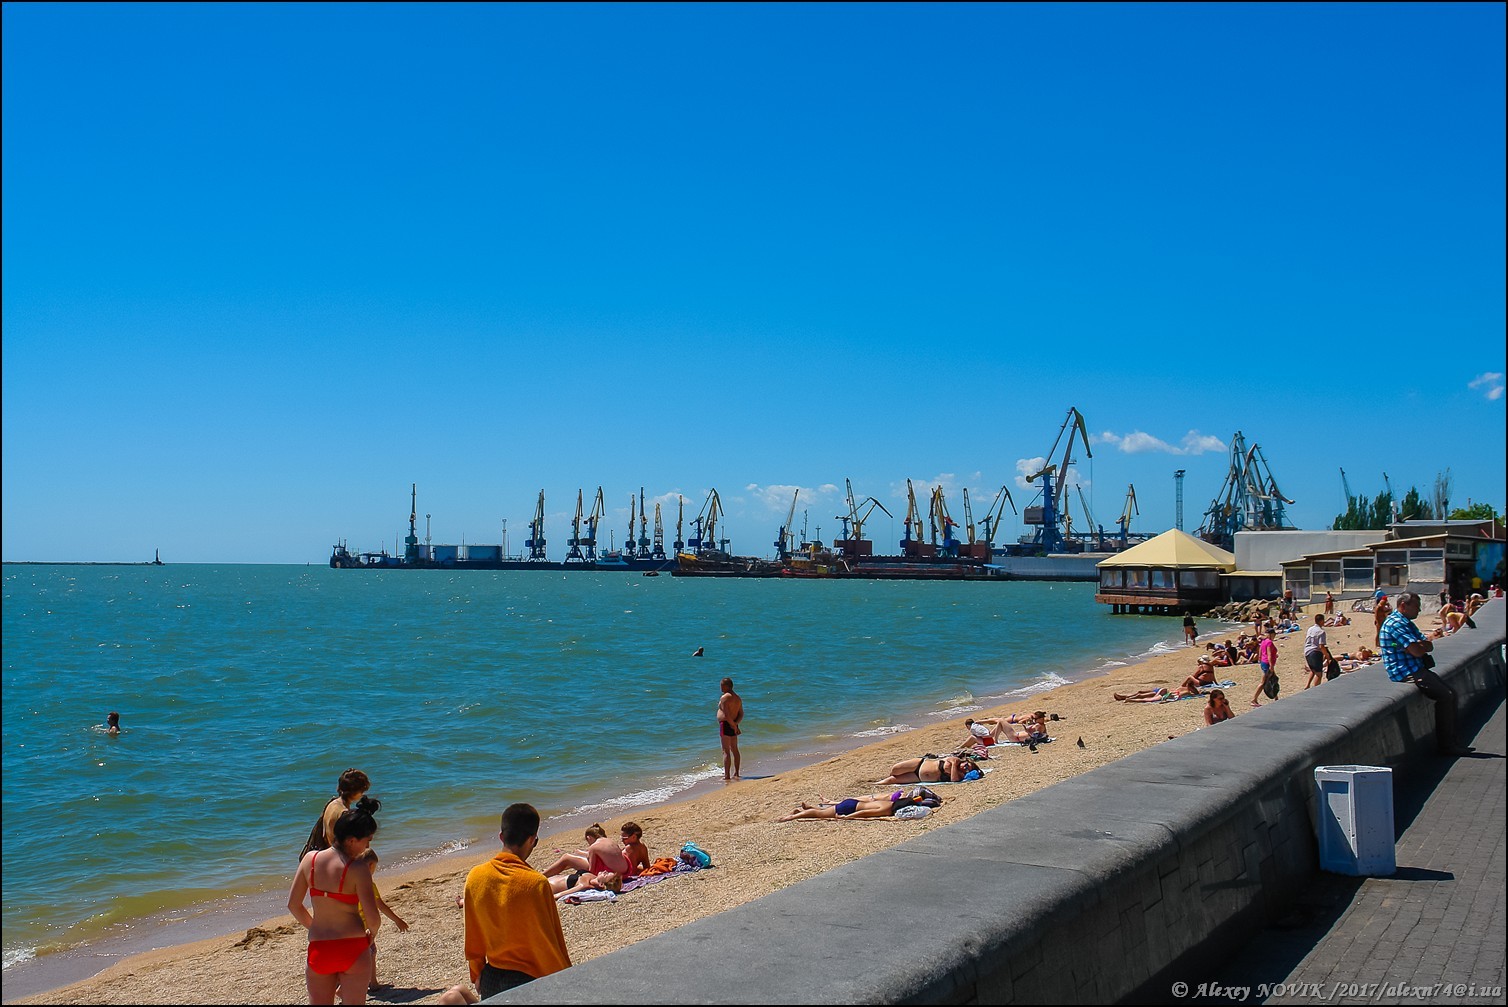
[1370,491,1395,528]
[1447,502,1499,521]
[1399,486,1432,521]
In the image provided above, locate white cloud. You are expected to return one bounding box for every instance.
[743,483,840,513]
[1469,372,1505,400]
[1094,429,1227,456]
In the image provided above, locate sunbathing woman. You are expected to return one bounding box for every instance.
[1204,689,1235,725]
[877,753,973,785]
[778,788,942,822]
[540,835,634,882]
[1113,684,1197,703]
[551,869,622,899]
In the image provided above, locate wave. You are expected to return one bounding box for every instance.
[2,946,36,971]
[553,765,724,818]
[1000,672,1072,698]
[928,704,983,718]
[852,724,915,738]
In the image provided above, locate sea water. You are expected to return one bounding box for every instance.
[1,563,1187,972]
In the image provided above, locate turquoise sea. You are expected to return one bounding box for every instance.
[1,563,1191,978]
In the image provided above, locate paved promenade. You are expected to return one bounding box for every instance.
[1185,697,1505,1005]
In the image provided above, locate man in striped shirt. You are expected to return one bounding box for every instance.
[1379,592,1472,757]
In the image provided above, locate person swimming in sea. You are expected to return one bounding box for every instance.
[106,711,121,736]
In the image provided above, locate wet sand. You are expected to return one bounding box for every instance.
[10,609,1380,1006]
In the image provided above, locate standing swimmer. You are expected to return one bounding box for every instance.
[106,712,121,736]
[717,677,744,781]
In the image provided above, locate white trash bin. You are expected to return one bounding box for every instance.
[1315,765,1396,876]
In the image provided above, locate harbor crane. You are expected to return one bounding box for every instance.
[775,489,800,560]
[565,490,587,562]
[652,503,666,559]
[583,487,605,560]
[1382,472,1399,523]
[626,493,638,560]
[834,479,891,558]
[637,488,652,558]
[525,490,548,561]
[1197,432,1295,551]
[978,485,1018,556]
[900,480,926,556]
[687,490,725,555]
[674,496,685,553]
[1074,485,1098,549]
[1024,406,1093,554]
[930,486,959,557]
[1116,484,1139,548]
[404,483,420,562]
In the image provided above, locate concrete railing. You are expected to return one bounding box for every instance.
[492,601,1507,1004]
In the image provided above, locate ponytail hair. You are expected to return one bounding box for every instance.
[334,796,381,843]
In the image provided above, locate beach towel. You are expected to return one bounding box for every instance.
[995,737,1053,747]
[561,889,617,904]
[619,859,706,895]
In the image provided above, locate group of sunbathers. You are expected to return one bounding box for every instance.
[539,822,650,899]
[777,710,1068,823]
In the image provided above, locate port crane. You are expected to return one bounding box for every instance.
[674,496,685,553]
[583,488,605,560]
[978,485,1017,557]
[636,488,652,558]
[525,490,548,561]
[1073,485,1097,548]
[930,486,959,557]
[900,480,926,556]
[1116,484,1139,548]
[687,490,725,555]
[1197,432,1294,551]
[1023,406,1093,554]
[774,489,800,561]
[652,503,666,559]
[565,490,587,562]
[404,483,420,562]
[834,479,891,558]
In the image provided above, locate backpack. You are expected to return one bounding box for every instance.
[680,842,712,868]
[1263,674,1280,700]
[1325,658,1342,682]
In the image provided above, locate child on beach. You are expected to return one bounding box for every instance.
[357,850,408,991]
[619,822,650,876]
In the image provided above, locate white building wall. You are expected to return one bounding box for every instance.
[1234,530,1390,572]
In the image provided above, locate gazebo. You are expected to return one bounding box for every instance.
[1095,529,1236,614]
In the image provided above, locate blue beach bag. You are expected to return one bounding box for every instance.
[680,842,712,868]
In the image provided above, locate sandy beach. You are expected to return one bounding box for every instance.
[10,607,1382,1006]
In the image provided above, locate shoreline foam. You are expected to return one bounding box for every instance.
[10,605,1378,1006]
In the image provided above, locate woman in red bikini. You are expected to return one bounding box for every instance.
[288,797,383,1004]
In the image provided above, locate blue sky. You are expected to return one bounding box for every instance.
[3,2,1503,563]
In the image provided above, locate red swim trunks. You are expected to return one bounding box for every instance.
[307,936,371,975]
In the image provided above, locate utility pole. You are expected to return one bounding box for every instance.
[1175,470,1186,531]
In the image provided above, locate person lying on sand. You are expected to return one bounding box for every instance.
[778,788,942,822]
[1113,685,1197,703]
[550,869,622,900]
[877,754,974,785]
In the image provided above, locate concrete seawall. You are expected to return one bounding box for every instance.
[495,602,1507,1005]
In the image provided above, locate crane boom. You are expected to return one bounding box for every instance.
[775,489,800,559]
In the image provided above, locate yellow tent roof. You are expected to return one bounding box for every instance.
[1095,529,1237,570]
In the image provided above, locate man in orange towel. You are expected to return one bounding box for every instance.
[463,804,571,998]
